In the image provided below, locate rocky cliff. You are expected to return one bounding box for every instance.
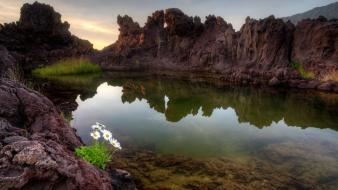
[292,16,338,75]
[0,2,94,71]
[96,8,338,92]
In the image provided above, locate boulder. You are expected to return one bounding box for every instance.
[0,79,136,190]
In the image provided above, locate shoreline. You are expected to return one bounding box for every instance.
[99,69,338,94]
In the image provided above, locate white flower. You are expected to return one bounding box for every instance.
[91,124,101,130]
[90,131,101,140]
[109,138,122,149]
[96,122,106,129]
[102,129,112,141]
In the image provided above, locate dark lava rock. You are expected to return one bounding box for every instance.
[0,79,135,190]
[110,169,137,190]
[236,16,295,69]
[19,2,70,36]
[95,8,338,92]
[0,46,17,78]
[317,81,334,91]
[268,77,281,86]
[0,2,94,71]
[165,8,195,37]
[292,17,338,76]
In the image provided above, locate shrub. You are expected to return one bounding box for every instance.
[75,142,112,169]
[291,62,315,80]
[75,122,122,170]
[32,58,101,76]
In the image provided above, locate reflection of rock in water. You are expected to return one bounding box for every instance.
[35,73,338,131]
[32,74,103,115]
[109,150,319,190]
[115,76,338,130]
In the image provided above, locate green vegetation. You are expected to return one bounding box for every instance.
[32,58,101,76]
[75,142,112,169]
[39,73,101,86]
[291,62,315,79]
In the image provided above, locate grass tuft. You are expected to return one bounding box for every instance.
[32,58,101,76]
[291,62,315,80]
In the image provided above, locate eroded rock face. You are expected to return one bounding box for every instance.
[236,16,294,69]
[97,9,297,76]
[0,79,135,190]
[165,8,195,37]
[292,16,338,76]
[0,2,94,71]
[96,8,338,92]
[19,2,70,36]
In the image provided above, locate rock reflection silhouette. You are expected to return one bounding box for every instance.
[35,72,338,130]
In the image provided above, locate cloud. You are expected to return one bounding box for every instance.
[68,18,119,49]
[0,3,20,23]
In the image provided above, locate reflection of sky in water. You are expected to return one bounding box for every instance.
[71,82,338,158]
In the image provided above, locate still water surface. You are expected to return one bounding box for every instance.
[36,73,338,189]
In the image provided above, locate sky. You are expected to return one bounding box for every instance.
[0,0,336,49]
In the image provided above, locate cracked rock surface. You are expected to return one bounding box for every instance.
[0,79,135,190]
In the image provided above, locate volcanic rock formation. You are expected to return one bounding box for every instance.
[96,8,338,92]
[292,16,338,75]
[0,2,94,71]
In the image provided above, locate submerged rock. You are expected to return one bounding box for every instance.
[110,149,319,190]
[0,79,136,190]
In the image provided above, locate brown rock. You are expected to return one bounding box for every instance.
[317,81,334,91]
[292,17,338,76]
[268,77,281,86]
[0,79,136,190]
[164,8,195,37]
[236,16,294,69]
[97,11,296,85]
